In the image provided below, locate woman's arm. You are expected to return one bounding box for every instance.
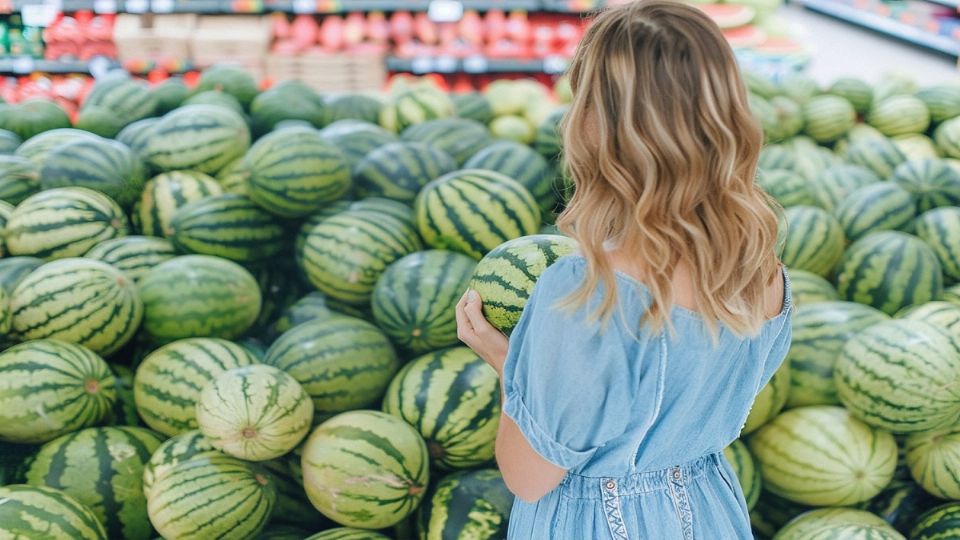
[456,291,567,503]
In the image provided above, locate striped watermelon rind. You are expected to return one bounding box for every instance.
[380,88,456,133]
[787,269,840,306]
[140,104,251,175]
[775,508,897,540]
[890,159,960,213]
[168,193,286,263]
[742,362,790,435]
[84,235,176,283]
[911,503,960,540]
[399,118,492,166]
[464,140,558,213]
[780,206,845,278]
[306,528,391,540]
[905,425,960,500]
[40,136,147,208]
[833,183,915,242]
[0,154,40,205]
[353,141,457,205]
[416,468,513,540]
[137,170,223,238]
[723,440,761,511]
[915,207,960,282]
[141,430,218,498]
[0,484,108,540]
[869,95,931,137]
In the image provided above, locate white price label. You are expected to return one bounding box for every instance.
[411,56,434,74]
[292,0,314,13]
[20,3,57,26]
[542,55,568,75]
[151,0,173,12]
[125,0,147,12]
[428,0,463,22]
[88,56,113,78]
[462,55,487,73]
[434,55,457,73]
[11,56,35,74]
[93,0,117,12]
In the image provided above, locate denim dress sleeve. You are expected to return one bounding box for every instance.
[756,268,794,391]
[500,264,633,471]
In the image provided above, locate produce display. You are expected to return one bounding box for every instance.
[0,61,958,540]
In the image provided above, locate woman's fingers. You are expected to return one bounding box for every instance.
[462,290,494,337]
[455,291,475,342]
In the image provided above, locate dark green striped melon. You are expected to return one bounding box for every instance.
[260,453,333,531]
[464,140,557,213]
[400,118,492,166]
[139,255,262,342]
[911,503,960,539]
[300,210,423,305]
[835,231,943,315]
[40,136,146,207]
[724,440,761,511]
[83,76,157,125]
[452,92,494,125]
[809,165,881,211]
[196,364,313,461]
[245,126,351,218]
[193,65,258,107]
[134,337,257,437]
[142,430,218,497]
[917,85,960,124]
[0,99,71,140]
[844,138,908,179]
[743,362,790,435]
[346,197,416,227]
[469,234,578,332]
[894,134,940,161]
[372,250,476,354]
[250,80,326,135]
[380,87,456,133]
[137,170,223,237]
[775,508,898,540]
[383,347,500,470]
[140,104,250,175]
[0,257,42,295]
[168,194,285,263]
[890,159,960,212]
[786,301,890,408]
[788,269,840,306]
[14,127,98,165]
[84,236,176,283]
[900,302,960,338]
[26,426,163,540]
[762,96,804,143]
[354,141,457,204]
[306,528,390,540]
[183,90,244,115]
[264,316,398,417]
[0,200,11,259]
[250,259,306,336]
[905,425,960,500]
[74,105,127,138]
[829,77,873,114]
[869,96,931,137]
[780,206,845,278]
[301,410,429,528]
[937,117,960,159]
[915,207,960,282]
[147,454,276,540]
[833,183,916,242]
[757,169,816,208]
[106,364,139,427]
[324,93,383,125]
[861,480,939,535]
[0,285,10,336]
[319,120,399,172]
[6,187,128,260]
[0,154,39,204]
[533,106,566,160]
[215,156,251,195]
[751,490,813,539]
[803,95,856,143]
[0,484,108,540]
[416,169,541,260]
[116,117,159,151]
[779,73,821,104]
[759,144,798,173]
[836,320,960,432]
[152,78,188,114]
[0,128,21,154]
[416,468,512,540]
[268,291,337,339]
[11,258,142,355]
[0,340,115,443]
[749,406,897,506]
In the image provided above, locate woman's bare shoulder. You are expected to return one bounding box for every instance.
[764,264,786,319]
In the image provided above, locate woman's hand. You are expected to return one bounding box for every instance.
[456,290,509,375]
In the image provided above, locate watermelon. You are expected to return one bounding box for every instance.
[862,480,939,535]
[905,425,960,500]
[134,337,258,437]
[83,76,157,125]
[416,169,541,260]
[416,469,513,540]
[261,454,333,530]
[757,169,816,208]
[911,503,960,540]
[915,207,960,282]
[301,410,429,528]
[759,144,797,172]
[829,77,874,115]
[937,116,960,159]
[320,119,399,172]
[324,94,383,125]
[372,250,475,354]
[0,340,115,443]
[751,490,814,538]
[788,269,839,306]
[833,183,916,242]
[215,156,251,195]
[890,159,960,212]
[183,90,245,115]
[383,347,500,470]
[743,362,790,435]
[533,106,566,161]
[84,236,176,283]
[168,194,286,263]
[452,93,494,125]
[14,128,98,165]
[723,440,761,511]
[749,406,897,505]
[354,141,457,204]
[0,128,21,153]
[808,165,880,211]
[0,154,40,204]
[140,104,250,175]
[193,65,259,107]
[464,140,557,212]
[137,170,223,237]
[0,200,12,258]
[381,87,456,133]
[916,85,960,124]
[0,286,10,336]
[489,115,535,145]
[264,316,398,417]
[803,95,857,144]
[245,126,351,218]
[250,80,327,135]
[142,430,218,497]
[40,136,146,207]
[0,484,108,540]
[835,231,943,315]
[74,105,128,138]
[152,78,189,114]
[893,134,940,161]
[779,206,845,277]
[0,256,43,295]
[401,118,492,166]
[844,138,908,179]
[116,117,159,150]
[106,364,139,427]
[869,96,931,137]
[900,302,960,338]
[836,320,960,432]
[146,454,276,540]
[306,529,389,539]
[26,426,163,540]
[775,508,901,540]
[786,301,890,408]
[11,258,142,356]
[139,255,262,342]
[5,187,128,260]
[0,99,71,140]
[267,291,337,339]
[300,210,423,305]
[779,73,821,105]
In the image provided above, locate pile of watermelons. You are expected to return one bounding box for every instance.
[1,64,960,540]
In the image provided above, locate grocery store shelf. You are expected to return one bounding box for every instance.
[0,56,120,74]
[9,0,594,13]
[923,0,960,9]
[801,0,960,57]
[386,54,569,74]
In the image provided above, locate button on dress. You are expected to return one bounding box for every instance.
[501,256,792,539]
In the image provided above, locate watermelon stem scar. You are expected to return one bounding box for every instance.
[242,427,257,439]
[255,473,269,486]
[84,379,100,393]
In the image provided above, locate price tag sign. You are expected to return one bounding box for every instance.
[462,54,488,73]
[21,3,58,26]
[88,56,113,78]
[292,0,314,13]
[11,56,35,74]
[411,56,434,74]
[542,55,568,74]
[428,0,463,22]
[125,0,147,12]
[434,55,457,73]
[93,0,116,12]
[151,0,174,12]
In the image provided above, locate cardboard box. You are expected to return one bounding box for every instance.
[191,16,270,68]
[113,14,195,62]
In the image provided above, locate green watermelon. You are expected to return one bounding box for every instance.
[140,104,250,175]
[168,194,286,263]
[215,156,251,195]
[915,207,960,282]
[911,503,960,540]
[862,480,939,535]
[788,268,840,306]
[757,169,816,208]
[759,144,798,172]
[780,206,845,277]
[106,364,139,427]
[267,291,337,339]
[400,118,492,166]
[380,87,456,133]
[905,425,960,500]
[319,119,399,172]
[40,136,146,207]
[869,96,931,137]
[0,484,108,540]
[844,138,908,179]
[743,362,790,435]
[324,93,383,125]
[808,165,880,211]
[900,302,960,338]
[354,141,457,204]
[151,78,189,114]
[0,154,40,205]
[829,77,874,115]
[250,80,326,135]
[833,183,916,242]
[416,469,513,540]
[724,440,761,511]
[779,73,821,104]
[183,89,245,115]
[775,508,899,540]
[116,117,159,150]
[0,99,71,140]
[893,134,940,161]
[142,430,218,497]
[301,410,429,529]
[306,529,389,539]
[916,85,960,124]
[14,127,98,165]
[464,140,557,213]
[751,490,813,538]
[137,170,223,237]
[84,236,176,283]
[83,76,157,125]
[890,159,960,212]
[74,105,128,138]
[452,92,494,125]
[193,65,259,107]
[803,95,857,143]
[0,256,43,294]
[533,106,566,161]
[0,128,21,154]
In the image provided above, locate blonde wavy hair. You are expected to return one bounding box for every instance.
[555,0,781,338]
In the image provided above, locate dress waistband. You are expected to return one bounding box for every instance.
[558,452,724,499]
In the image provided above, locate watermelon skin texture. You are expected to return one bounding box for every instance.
[306,528,391,539]
[84,236,176,284]
[146,454,276,540]
[757,169,816,208]
[915,207,960,282]
[787,268,839,306]
[452,93,494,125]
[833,183,916,242]
[372,250,476,355]
[26,426,163,540]
[835,231,943,316]
[137,170,223,238]
[400,118,492,166]
[168,193,286,264]
[320,120,399,172]
[0,340,116,444]
[354,141,457,205]
[142,430,217,498]
[245,126,351,218]
[265,316,399,417]
[301,410,430,529]
[780,206,845,277]
[193,65,259,107]
[723,440,761,512]
[869,95,931,137]
[324,94,383,125]
[0,154,40,205]
[14,128,99,165]
[464,140,558,213]
[0,99,71,140]
[138,255,262,342]
[380,88,456,133]
[0,484,108,540]
[533,106,566,161]
[912,503,960,539]
[140,104,251,175]
[742,362,789,435]
[383,347,500,470]
[844,138,908,180]
[748,406,897,506]
[890,159,960,213]
[905,425,960,500]
[83,76,158,126]
[134,337,257,437]
[803,95,857,143]
[775,508,901,540]
[11,258,143,356]
[5,186,129,260]
[835,320,960,433]
[416,469,513,540]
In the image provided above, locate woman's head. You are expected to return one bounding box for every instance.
[556,0,780,337]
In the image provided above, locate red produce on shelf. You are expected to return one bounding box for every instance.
[414,12,438,45]
[459,10,483,46]
[272,12,292,40]
[390,11,415,45]
[318,15,344,51]
[343,12,366,47]
[291,15,318,48]
[485,10,507,43]
[367,11,390,44]
[505,11,531,44]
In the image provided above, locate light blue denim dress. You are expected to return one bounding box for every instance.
[502,255,792,539]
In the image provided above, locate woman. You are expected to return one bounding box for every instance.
[456,1,792,538]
